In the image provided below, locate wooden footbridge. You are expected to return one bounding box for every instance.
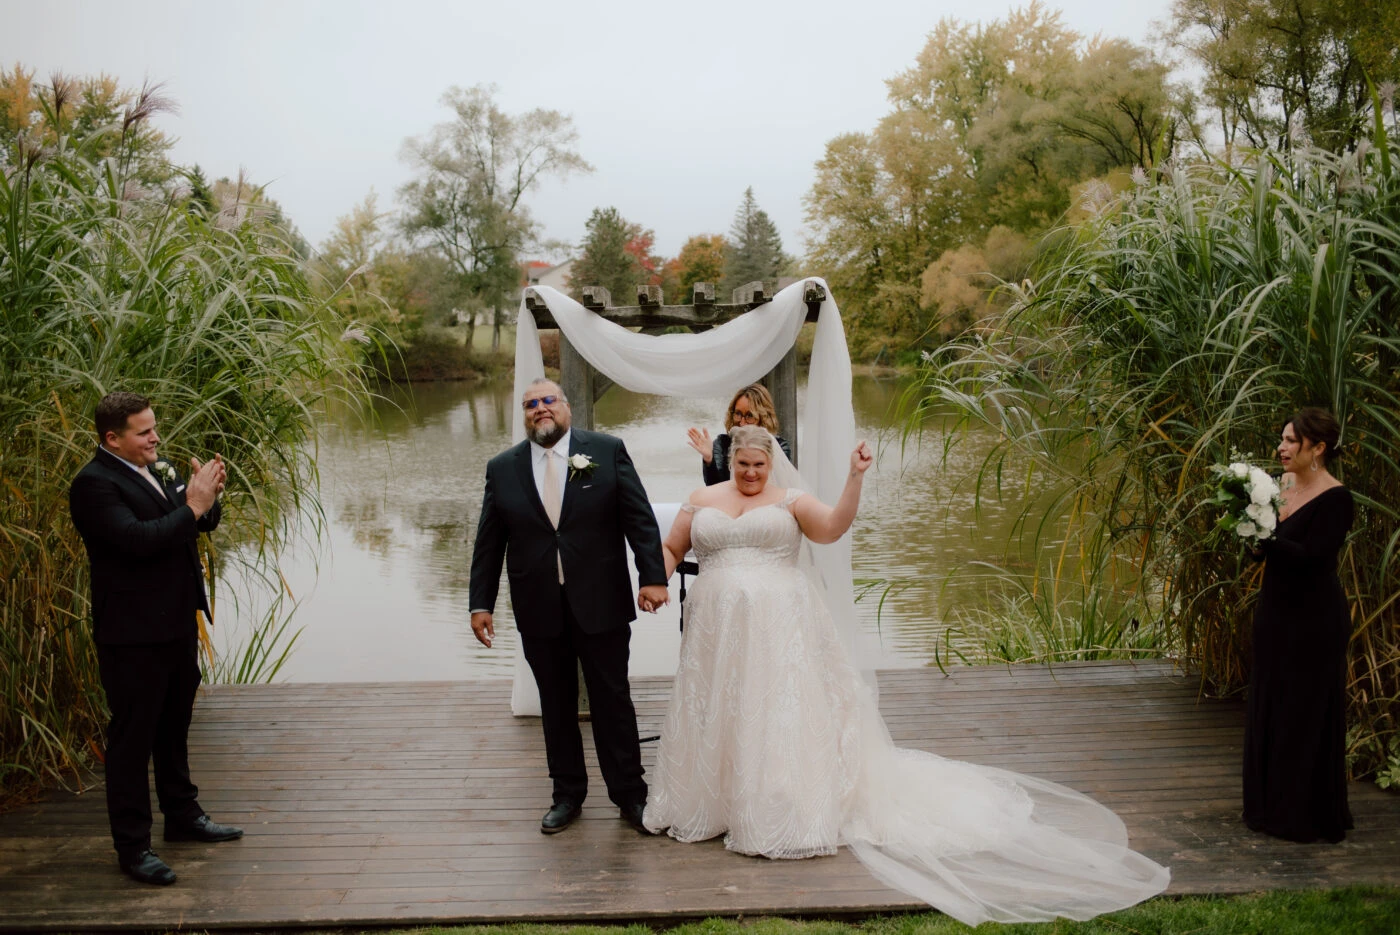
[3,661,1399,931]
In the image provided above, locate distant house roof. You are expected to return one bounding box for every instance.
[525,258,573,289]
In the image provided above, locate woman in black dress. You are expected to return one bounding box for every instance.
[1243,407,1355,843]
[685,383,791,485]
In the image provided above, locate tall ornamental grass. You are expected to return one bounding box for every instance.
[0,90,372,802]
[909,103,1400,778]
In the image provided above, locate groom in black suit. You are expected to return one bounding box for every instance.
[469,378,669,834]
[68,392,244,886]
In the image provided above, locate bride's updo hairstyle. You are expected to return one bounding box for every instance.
[726,425,775,471]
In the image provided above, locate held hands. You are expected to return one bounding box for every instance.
[686,427,714,464]
[185,454,226,516]
[850,441,873,476]
[471,611,495,648]
[637,584,670,614]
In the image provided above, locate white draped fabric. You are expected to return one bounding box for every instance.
[507,277,861,714]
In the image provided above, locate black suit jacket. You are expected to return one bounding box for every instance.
[469,429,665,637]
[68,447,221,645]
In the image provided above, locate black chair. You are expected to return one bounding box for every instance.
[676,559,699,631]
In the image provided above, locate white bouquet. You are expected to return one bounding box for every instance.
[1207,460,1283,542]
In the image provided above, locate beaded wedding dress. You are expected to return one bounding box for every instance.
[643,492,1170,927]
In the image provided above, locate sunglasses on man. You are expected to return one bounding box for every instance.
[523,395,561,410]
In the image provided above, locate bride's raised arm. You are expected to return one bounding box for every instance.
[662,499,698,578]
[791,441,873,544]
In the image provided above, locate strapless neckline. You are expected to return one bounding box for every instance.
[695,502,787,522]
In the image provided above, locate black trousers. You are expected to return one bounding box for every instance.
[519,600,647,809]
[95,636,204,858]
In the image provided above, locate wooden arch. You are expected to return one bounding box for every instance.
[523,279,827,466]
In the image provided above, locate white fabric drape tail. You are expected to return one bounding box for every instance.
[842,696,1169,926]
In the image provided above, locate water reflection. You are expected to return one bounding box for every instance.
[217,377,1040,682]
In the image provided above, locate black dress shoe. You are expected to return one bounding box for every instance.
[620,801,654,835]
[118,849,176,885]
[540,801,581,834]
[164,814,244,843]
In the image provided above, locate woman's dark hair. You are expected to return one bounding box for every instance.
[95,391,152,442]
[1286,407,1343,464]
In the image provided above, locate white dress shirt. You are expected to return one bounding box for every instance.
[469,431,573,613]
[104,448,167,499]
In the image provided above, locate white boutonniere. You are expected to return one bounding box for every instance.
[568,453,596,481]
[152,460,178,483]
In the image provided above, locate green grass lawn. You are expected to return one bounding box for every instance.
[192,888,1400,935]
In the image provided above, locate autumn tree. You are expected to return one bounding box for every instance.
[317,190,471,371]
[668,234,728,303]
[399,84,591,349]
[1,65,175,179]
[919,226,1033,338]
[885,3,1180,232]
[319,190,386,279]
[316,191,396,336]
[803,119,977,357]
[1168,0,1400,152]
[723,187,789,293]
[804,2,1180,359]
[568,207,647,303]
[624,227,664,288]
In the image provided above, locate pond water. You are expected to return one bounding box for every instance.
[215,377,1040,682]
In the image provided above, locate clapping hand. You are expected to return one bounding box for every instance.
[186,454,226,516]
[686,427,714,464]
[850,440,873,475]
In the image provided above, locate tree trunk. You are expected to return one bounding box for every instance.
[463,310,476,351]
[491,306,502,351]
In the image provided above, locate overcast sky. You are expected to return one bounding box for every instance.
[7,0,1176,261]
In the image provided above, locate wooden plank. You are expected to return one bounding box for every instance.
[2,661,1398,932]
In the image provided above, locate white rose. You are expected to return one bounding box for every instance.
[1248,469,1277,505]
[1245,502,1270,525]
[1237,520,1258,539]
[1230,462,1250,479]
[569,454,591,470]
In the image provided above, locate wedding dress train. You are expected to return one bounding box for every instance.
[643,494,1170,927]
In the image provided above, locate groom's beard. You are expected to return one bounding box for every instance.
[527,421,566,448]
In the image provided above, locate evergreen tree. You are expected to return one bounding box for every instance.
[723,187,788,293]
[568,206,645,303]
[183,164,216,218]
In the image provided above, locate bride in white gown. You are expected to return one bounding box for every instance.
[641,426,1170,927]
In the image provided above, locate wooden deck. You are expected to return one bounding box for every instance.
[2,661,1399,931]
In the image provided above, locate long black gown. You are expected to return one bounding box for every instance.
[1243,484,1355,843]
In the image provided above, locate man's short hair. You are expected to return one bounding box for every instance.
[526,377,567,403]
[95,392,152,441]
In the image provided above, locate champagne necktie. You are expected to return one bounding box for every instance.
[543,451,564,583]
[138,465,167,499]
